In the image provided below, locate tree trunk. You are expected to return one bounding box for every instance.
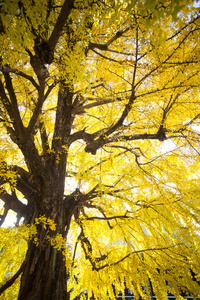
[18,237,68,300]
[18,159,70,300]
[17,82,73,299]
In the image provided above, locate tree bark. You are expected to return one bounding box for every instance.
[18,156,70,299]
[18,238,68,300]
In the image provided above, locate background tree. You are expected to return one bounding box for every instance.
[0,0,200,299]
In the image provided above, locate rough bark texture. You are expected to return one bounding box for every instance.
[17,171,70,300]
[18,239,67,300]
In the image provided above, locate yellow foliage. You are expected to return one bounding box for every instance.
[0,0,200,299]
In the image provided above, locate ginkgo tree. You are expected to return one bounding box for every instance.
[0,0,200,299]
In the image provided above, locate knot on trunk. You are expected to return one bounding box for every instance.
[156,125,167,141]
[34,40,54,65]
[30,55,49,81]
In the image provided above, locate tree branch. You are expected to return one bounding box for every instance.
[0,189,27,217]
[3,72,25,137]
[0,79,20,141]
[0,262,25,295]
[135,28,198,90]
[132,26,139,89]
[0,165,36,204]
[85,215,133,221]
[68,129,94,146]
[48,0,75,54]
[87,27,131,55]
[78,225,108,269]
[72,98,116,114]
[161,93,181,125]
[93,244,182,271]
[91,49,121,64]
[0,202,9,227]
[84,130,163,155]
[12,166,37,202]
[0,66,39,90]
[83,204,113,229]
[24,84,46,142]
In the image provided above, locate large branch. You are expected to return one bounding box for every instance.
[63,185,100,228]
[78,34,139,154]
[84,131,171,155]
[0,190,27,217]
[68,127,168,155]
[0,75,45,173]
[0,165,36,202]
[0,79,19,137]
[3,72,25,137]
[0,78,47,180]
[0,203,9,226]
[48,0,75,54]
[24,84,45,142]
[68,129,94,146]
[12,166,37,201]
[0,66,39,90]
[68,86,197,155]
[101,94,136,137]
[0,76,49,179]
[24,82,55,148]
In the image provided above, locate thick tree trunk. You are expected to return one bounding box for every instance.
[18,158,70,300]
[17,83,73,299]
[18,237,68,300]
[18,193,70,300]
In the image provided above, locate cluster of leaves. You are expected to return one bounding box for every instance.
[30,216,68,252]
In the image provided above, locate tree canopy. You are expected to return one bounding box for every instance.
[0,0,200,299]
